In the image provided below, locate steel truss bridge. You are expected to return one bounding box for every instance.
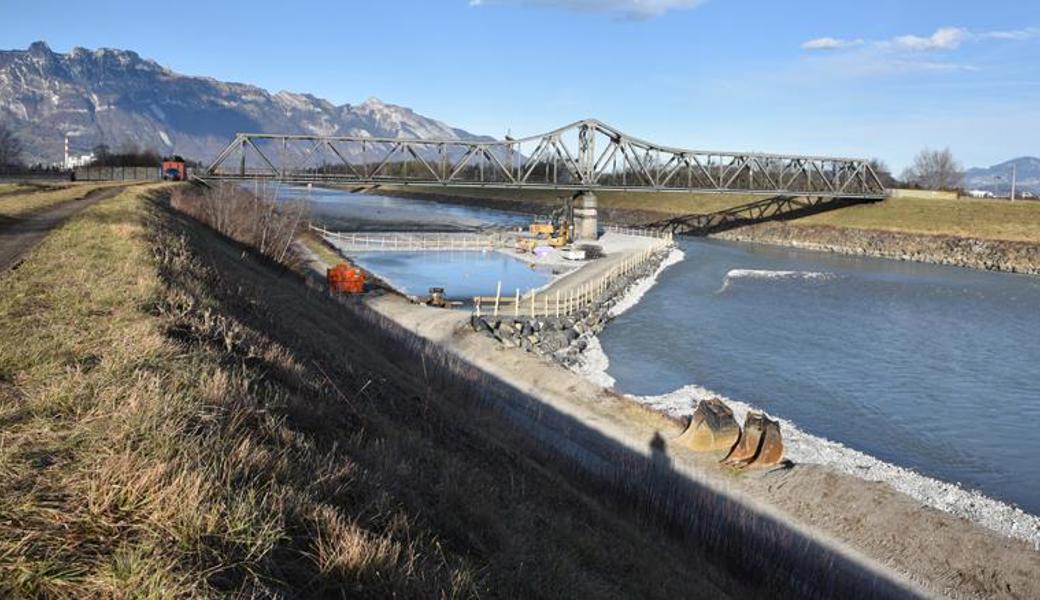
[201,119,887,199]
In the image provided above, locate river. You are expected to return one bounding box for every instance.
[600,238,1040,516]
[292,186,1040,518]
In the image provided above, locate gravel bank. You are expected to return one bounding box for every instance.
[714,222,1040,275]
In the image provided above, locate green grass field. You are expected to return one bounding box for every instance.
[790,195,1040,243]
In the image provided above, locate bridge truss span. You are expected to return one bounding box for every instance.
[203,119,886,198]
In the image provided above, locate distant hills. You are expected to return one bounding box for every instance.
[0,41,493,166]
[964,157,1040,195]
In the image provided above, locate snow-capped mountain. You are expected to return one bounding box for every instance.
[0,41,494,165]
[964,157,1040,195]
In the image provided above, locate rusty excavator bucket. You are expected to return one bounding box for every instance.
[675,398,741,453]
[722,411,785,470]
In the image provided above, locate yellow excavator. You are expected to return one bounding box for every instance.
[516,197,574,252]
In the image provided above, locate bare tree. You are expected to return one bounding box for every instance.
[868,158,899,188]
[0,123,24,167]
[901,148,963,191]
[170,184,308,268]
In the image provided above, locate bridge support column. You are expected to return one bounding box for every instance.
[573,191,598,241]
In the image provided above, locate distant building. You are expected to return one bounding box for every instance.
[56,153,95,170]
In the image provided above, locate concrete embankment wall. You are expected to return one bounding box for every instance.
[889,189,959,201]
[309,281,918,597]
[715,221,1040,275]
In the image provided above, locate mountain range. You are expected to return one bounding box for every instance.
[964,157,1040,195]
[1,41,1036,192]
[0,41,493,166]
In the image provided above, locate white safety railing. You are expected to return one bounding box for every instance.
[311,224,495,251]
[601,224,674,241]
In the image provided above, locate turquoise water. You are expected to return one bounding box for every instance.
[350,250,553,299]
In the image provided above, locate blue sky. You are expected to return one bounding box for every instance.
[2,0,1038,170]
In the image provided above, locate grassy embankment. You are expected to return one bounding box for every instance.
[0,185,731,596]
[786,194,1040,243]
[383,185,1040,243]
[0,182,126,219]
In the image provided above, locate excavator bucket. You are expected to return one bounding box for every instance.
[745,416,784,469]
[722,412,785,470]
[722,412,765,466]
[676,398,740,453]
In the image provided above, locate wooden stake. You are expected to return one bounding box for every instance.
[494,281,501,317]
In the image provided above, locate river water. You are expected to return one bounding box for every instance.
[275,184,530,231]
[600,239,1040,516]
[294,186,1040,518]
[349,251,554,299]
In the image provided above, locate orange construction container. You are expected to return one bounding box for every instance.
[327,263,365,294]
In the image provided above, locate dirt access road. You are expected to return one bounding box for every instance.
[0,185,127,273]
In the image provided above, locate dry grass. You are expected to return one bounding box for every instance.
[787,194,1040,243]
[384,186,1040,243]
[170,184,307,267]
[0,186,732,597]
[298,230,347,267]
[0,182,126,219]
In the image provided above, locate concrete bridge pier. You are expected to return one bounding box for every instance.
[573,191,599,241]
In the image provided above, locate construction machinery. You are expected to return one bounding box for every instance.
[676,398,785,470]
[516,197,574,252]
[162,156,187,181]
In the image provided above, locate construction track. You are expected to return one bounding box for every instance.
[0,186,126,273]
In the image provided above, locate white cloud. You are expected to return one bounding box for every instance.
[469,0,708,18]
[979,27,1040,41]
[801,37,863,51]
[885,27,968,51]
[802,26,1039,53]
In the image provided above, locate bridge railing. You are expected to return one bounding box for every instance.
[202,119,887,198]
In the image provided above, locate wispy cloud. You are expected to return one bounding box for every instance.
[802,26,1040,53]
[468,0,708,19]
[801,37,864,51]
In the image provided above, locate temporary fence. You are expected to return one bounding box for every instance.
[473,236,673,319]
[74,166,168,181]
[311,224,496,251]
[601,224,674,240]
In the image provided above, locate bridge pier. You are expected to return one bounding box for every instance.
[573,191,598,241]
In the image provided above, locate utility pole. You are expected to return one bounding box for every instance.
[1011,163,1017,202]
